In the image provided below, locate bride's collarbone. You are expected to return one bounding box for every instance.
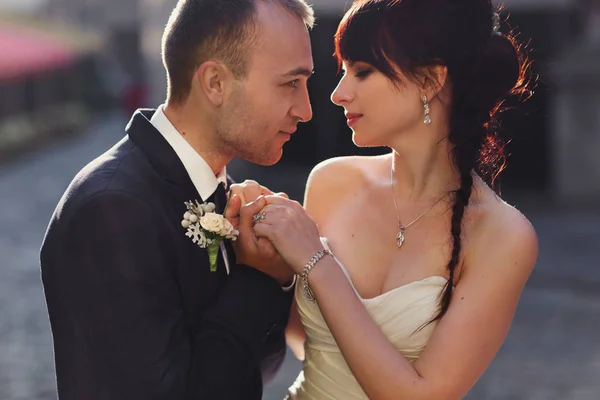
[322,203,457,295]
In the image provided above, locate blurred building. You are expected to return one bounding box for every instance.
[0,0,150,162]
[45,0,147,114]
[550,0,600,205]
[0,2,106,163]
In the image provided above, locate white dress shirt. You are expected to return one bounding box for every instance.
[150,105,230,274]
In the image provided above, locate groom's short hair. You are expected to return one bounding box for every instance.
[162,0,315,104]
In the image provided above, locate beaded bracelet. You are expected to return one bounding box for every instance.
[300,249,332,303]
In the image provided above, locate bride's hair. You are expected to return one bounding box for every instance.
[334,0,533,321]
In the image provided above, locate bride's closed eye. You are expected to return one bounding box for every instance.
[341,61,373,80]
[354,68,373,79]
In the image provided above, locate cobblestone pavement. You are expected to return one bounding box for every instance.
[1,116,599,399]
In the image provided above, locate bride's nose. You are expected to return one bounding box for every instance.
[331,78,353,106]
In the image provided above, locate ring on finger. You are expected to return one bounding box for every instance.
[253,212,267,224]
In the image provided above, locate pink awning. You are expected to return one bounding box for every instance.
[0,27,75,81]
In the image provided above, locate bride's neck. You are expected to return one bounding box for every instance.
[390,138,459,203]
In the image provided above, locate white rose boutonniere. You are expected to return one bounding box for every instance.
[181,200,239,272]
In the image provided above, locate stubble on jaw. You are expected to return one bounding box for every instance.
[215,87,282,166]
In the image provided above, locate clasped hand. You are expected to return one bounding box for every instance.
[224,180,324,281]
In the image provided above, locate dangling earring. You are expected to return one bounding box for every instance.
[423,95,431,125]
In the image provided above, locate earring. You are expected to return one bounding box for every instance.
[423,95,431,125]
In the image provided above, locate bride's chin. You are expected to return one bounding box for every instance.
[351,131,367,147]
[352,131,384,148]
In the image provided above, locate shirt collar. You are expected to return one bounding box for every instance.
[150,105,227,200]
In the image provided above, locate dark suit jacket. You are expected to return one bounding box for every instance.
[40,109,293,400]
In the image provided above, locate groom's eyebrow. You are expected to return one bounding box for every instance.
[282,67,314,77]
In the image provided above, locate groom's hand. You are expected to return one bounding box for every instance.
[225,180,288,230]
[233,196,295,285]
[224,194,242,230]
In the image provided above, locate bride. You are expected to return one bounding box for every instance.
[231,0,538,398]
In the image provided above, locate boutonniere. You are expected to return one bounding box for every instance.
[181,200,239,272]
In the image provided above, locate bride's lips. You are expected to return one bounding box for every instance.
[345,113,363,127]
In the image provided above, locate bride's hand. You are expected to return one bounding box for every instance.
[252,195,324,274]
[225,180,288,229]
[233,197,295,285]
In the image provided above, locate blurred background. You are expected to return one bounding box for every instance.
[0,0,599,399]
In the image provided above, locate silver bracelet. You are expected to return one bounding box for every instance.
[300,249,332,303]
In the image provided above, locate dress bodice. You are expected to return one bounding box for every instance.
[287,239,446,399]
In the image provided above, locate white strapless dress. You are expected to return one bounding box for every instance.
[286,239,447,399]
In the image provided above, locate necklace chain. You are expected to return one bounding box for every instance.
[391,164,447,247]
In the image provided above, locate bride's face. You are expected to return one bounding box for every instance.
[331,61,425,147]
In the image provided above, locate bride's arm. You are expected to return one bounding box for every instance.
[273,160,538,400]
[284,158,360,361]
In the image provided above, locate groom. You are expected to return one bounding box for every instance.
[40,0,314,399]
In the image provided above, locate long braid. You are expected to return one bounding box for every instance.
[437,164,474,320]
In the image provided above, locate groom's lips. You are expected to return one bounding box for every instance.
[278,130,294,142]
[279,129,296,137]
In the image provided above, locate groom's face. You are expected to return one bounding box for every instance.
[217,2,314,166]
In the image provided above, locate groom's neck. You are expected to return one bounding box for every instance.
[163,101,231,175]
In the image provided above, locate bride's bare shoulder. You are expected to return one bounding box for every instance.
[304,155,388,221]
[306,154,388,193]
[464,178,538,280]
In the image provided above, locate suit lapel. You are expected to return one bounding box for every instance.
[126,109,203,201]
[125,109,232,276]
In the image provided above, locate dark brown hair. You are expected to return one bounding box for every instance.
[162,0,315,104]
[335,0,532,321]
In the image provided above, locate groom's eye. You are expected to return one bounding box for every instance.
[287,79,300,88]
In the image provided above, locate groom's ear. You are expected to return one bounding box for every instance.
[195,61,233,107]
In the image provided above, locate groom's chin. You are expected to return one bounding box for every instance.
[246,149,284,167]
[261,151,284,166]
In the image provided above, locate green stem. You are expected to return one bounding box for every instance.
[208,241,220,272]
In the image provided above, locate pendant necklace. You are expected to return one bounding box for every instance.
[391,165,447,248]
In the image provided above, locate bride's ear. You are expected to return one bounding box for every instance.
[418,65,448,101]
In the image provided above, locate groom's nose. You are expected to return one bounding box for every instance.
[290,86,313,123]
